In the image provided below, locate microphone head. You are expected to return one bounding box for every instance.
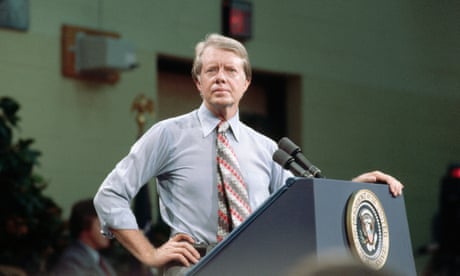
[278,137,300,155]
[272,149,294,169]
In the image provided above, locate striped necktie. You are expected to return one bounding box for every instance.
[216,120,251,242]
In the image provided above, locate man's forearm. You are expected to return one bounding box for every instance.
[111,228,158,267]
[112,228,202,269]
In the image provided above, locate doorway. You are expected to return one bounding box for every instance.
[157,55,296,141]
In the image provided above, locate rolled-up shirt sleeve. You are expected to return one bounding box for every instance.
[94,159,143,237]
[93,124,166,238]
[93,178,138,237]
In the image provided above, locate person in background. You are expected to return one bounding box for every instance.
[94,33,404,275]
[52,198,117,276]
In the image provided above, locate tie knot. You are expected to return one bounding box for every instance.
[218,120,229,133]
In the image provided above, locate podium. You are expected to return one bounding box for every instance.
[187,178,416,276]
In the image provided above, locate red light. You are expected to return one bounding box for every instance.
[230,9,246,35]
[222,0,252,40]
[451,167,460,179]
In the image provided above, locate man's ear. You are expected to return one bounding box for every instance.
[194,78,202,92]
[243,79,251,93]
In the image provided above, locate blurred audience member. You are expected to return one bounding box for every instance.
[51,199,116,276]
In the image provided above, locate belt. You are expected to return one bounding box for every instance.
[193,243,217,258]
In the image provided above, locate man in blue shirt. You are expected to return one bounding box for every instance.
[93,33,404,274]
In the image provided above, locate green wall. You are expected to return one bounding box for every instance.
[1,0,459,274]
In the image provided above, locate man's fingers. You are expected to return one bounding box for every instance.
[172,233,195,244]
[170,233,201,260]
[352,170,405,197]
[161,238,201,265]
[177,241,201,262]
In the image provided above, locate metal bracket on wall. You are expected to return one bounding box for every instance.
[61,24,120,84]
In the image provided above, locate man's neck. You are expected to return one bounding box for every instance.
[205,103,238,121]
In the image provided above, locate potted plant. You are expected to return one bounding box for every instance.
[0,97,66,274]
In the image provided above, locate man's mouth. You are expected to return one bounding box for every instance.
[212,88,229,94]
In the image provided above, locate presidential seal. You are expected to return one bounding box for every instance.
[346,189,389,270]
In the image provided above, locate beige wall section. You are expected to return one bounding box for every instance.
[1,0,459,273]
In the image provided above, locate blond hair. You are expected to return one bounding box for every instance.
[191,33,251,82]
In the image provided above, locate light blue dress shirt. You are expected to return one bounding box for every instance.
[94,103,292,244]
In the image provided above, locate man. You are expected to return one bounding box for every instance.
[93,33,403,274]
[52,199,117,276]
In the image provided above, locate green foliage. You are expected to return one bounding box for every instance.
[0,97,66,274]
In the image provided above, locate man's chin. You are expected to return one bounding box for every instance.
[210,98,235,108]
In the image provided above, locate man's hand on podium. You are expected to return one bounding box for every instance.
[352,170,404,197]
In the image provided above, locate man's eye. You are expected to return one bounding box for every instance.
[225,68,238,76]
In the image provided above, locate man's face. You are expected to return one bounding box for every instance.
[88,217,111,250]
[195,47,250,115]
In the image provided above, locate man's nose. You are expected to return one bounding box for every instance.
[215,68,226,83]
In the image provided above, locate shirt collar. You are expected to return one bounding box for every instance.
[198,103,241,142]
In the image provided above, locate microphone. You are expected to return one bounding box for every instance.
[278,137,323,178]
[273,149,312,178]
